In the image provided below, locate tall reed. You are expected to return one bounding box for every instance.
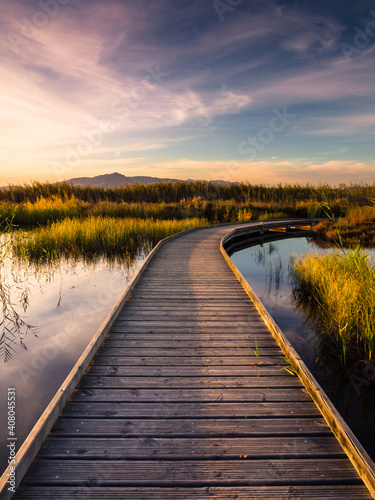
[291,248,375,365]
[13,216,208,262]
[2,180,375,207]
[0,196,329,230]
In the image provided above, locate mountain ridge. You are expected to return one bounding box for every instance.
[61,172,231,188]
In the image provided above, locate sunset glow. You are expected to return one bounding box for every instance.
[1,0,375,185]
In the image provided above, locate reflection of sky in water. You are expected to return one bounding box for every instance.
[0,254,145,474]
[231,237,324,367]
[232,238,375,365]
[231,237,375,461]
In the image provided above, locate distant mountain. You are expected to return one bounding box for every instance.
[62,172,181,188]
[62,172,233,188]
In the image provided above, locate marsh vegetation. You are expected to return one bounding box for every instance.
[13,216,206,263]
[291,248,375,366]
[290,200,375,369]
[1,179,375,232]
[1,179,375,367]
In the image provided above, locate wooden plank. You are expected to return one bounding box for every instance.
[101,340,276,348]
[91,354,285,365]
[109,326,271,334]
[79,375,304,389]
[86,365,290,376]
[19,458,358,485]
[121,307,255,313]
[106,333,277,340]
[70,387,310,403]
[12,485,373,499]
[123,301,254,307]
[95,348,283,357]
[112,320,265,326]
[130,292,249,298]
[37,436,345,459]
[51,417,330,437]
[60,401,321,418]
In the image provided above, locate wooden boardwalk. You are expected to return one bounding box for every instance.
[13,225,372,499]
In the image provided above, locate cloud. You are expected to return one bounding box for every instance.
[1,0,374,186]
[126,159,375,186]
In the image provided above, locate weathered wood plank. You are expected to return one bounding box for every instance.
[61,401,321,418]
[79,375,304,389]
[70,387,310,403]
[121,307,255,314]
[51,417,329,437]
[112,320,266,327]
[106,333,278,340]
[101,339,278,348]
[124,300,254,306]
[18,459,359,485]
[86,365,290,376]
[95,350,283,359]
[108,326,273,334]
[92,354,285,365]
[129,293,246,297]
[37,436,345,459]
[12,485,373,499]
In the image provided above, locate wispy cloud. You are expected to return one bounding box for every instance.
[137,159,375,185]
[1,0,374,185]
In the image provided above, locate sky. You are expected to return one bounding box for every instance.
[1,0,374,186]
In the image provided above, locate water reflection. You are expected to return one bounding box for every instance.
[253,243,284,296]
[231,236,375,462]
[0,247,146,475]
[0,236,142,362]
[0,238,38,362]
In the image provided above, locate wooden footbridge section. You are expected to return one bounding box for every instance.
[5,222,375,498]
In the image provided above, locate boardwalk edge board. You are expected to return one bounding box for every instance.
[221,223,375,499]
[0,224,223,500]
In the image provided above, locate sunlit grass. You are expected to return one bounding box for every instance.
[13,216,208,262]
[313,202,375,248]
[0,196,325,229]
[291,248,375,365]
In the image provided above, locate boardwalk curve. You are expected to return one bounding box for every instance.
[4,222,374,499]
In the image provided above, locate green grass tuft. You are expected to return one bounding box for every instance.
[13,216,208,262]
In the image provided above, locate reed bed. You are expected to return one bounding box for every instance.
[13,216,208,262]
[2,180,375,205]
[0,196,328,230]
[313,204,375,248]
[291,248,375,365]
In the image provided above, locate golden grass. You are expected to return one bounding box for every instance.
[13,216,208,262]
[291,248,375,365]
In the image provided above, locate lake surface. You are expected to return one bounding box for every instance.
[0,251,145,475]
[231,236,375,461]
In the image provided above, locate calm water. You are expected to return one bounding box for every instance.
[231,236,375,461]
[0,251,145,475]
